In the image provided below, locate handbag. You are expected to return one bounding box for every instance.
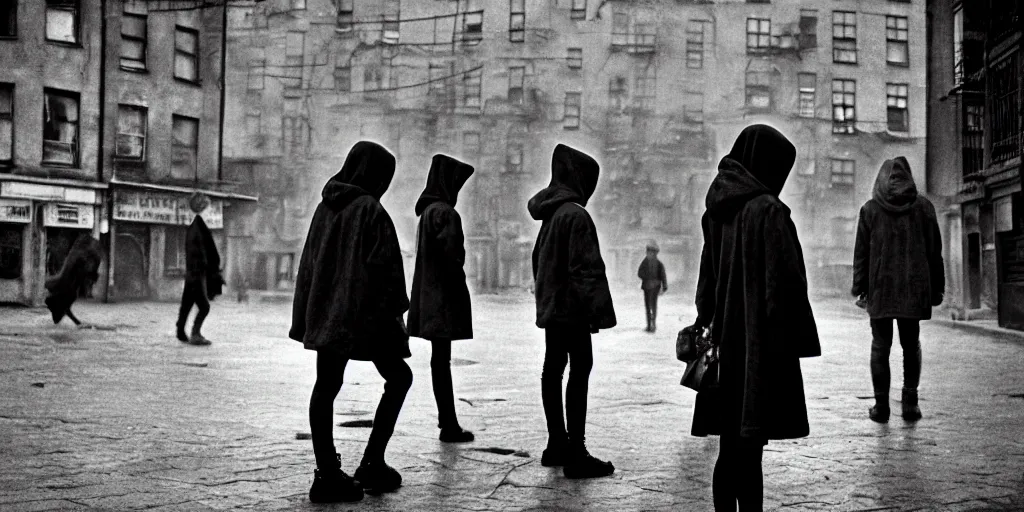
[676,325,701,362]
[680,325,719,392]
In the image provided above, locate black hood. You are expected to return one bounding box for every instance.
[527,144,600,221]
[724,124,796,197]
[706,157,775,221]
[872,156,918,213]
[414,154,475,216]
[322,141,397,207]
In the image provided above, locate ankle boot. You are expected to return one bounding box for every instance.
[541,435,568,467]
[309,454,363,503]
[902,388,922,421]
[563,438,614,479]
[869,394,890,423]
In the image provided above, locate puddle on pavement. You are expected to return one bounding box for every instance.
[338,419,374,428]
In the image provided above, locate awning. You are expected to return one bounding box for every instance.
[108,178,258,202]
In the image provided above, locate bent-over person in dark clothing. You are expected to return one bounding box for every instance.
[290,141,412,503]
[45,234,103,327]
[409,154,476,443]
[175,193,223,346]
[852,156,944,423]
[637,240,667,332]
[528,143,617,479]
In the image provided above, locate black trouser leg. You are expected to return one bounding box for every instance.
[362,358,413,464]
[713,436,765,512]
[191,285,211,337]
[896,319,921,390]
[541,328,570,445]
[430,339,459,430]
[65,308,81,326]
[176,282,197,330]
[309,350,347,469]
[870,318,894,405]
[564,331,593,443]
[643,289,654,329]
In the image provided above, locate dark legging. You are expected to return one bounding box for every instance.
[869,318,922,398]
[643,288,659,325]
[309,350,413,468]
[713,435,765,511]
[430,339,460,430]
[541,325,593,444]
[176,279,210,335]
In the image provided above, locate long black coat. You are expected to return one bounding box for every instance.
[852,157,944,320]
[289,141,410,360]
[45,235,103,322]
[185,215,223,299]
[408,154,475,341]
[528,144,616,332]
[692,125,820,441]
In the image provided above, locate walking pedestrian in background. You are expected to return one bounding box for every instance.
[44,234,103,327]
[688,124,821,511]
[175,193,224,346]
[852,156,944,423]
[409,153,476,443]
[290,141,413,503]
[637,240,667,332]
[528,144,617,479]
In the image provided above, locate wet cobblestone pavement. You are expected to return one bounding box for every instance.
[1,291,1022,511]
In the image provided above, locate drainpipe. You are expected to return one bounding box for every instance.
[98,0,113,303]
[217,1,227,183]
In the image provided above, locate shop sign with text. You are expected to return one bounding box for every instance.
[113,191,223,229]
[43,203,95,229]
[0,199,31,223]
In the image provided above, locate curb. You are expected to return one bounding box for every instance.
[930,318,1024,340]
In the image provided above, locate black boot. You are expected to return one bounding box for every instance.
[563,438,614,479]
[439,426,475,443]
[869,394,890,423]
[902,388,922,421]
[354,460,402,495]
[541,435,568,467]
[176,323,189,343]
[309,454,363,503]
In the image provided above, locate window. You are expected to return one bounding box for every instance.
[164,227,187,275]
[962,101,983,176]
[633,66,655,111]
[0,84,11,163]
[335,57,351,92]
[429,63,447,94]
[282,116,308,156]
[507,144,523,173]
[798,73,816,118]
[383,0,400,44]
[831,79,856,134]
[564,92,581,130]
[832,11,857,64]
[0,225,22,279]
[284,31,304,92]
[247,59,265,91]
[745,71,771,111]
[886,83,909,132]
[463,67,482,108]
[116,105,147,160]
[686,20,706,69]
[747,18,771,53]
[830,158,855,186]
[510,0,525,42]
[799,9,818,49]
[508,66,525,105]
[631,23,656,53]
[684,90,704,124]
[121,4,148,72]
[886,16,909,66]
[290,0,305,10]
[609,76,627,111]
[337,0,354,32]
[174,26,199,82]
[567,48,582,69]
[171,115,198,180]
[42,89,79,167]
[363,66,382,93]
[571,0,586,20]
[990,53,1020,163]
[45,0,78,44]
[612,13,628,47]
[1,2,16,38]
[464,131,481,156]
[462,10,483,43]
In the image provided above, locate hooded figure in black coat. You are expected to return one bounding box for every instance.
[527,144,616,480]
[176,193,224,346]
[852,156,943,423]
[45,234,103,326]
[290,141,411,502]
[409,154,476,443]
[687,124,821,511]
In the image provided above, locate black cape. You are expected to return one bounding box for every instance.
[185,215,223,299]
[289,141,410,360]
[45,235,103,323]
[408,154,475,341]
[692,124,820,440]
[528,144,616,332]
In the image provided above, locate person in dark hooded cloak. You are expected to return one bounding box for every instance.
[684,124,820,511]
[852,156,943,423]
[408,154,476,443]
[175,193,224,346]
[528,143,617,479]
[44,234,103,327]
[290,141,412,503]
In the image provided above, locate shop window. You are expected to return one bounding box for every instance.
[0,2,15,38]
[798,72,816,118]
[42,89,79,167]
[886,16,909,66]
[830,158,855,187]
[171,115,198,180]
[686,20,706,69]
[121,2,147,71]
[886,83,909,133]
[46,0,79,44]
[0,84,11,164]
[564,92,581,130]
[567,48,582,69]
[832,11,857,64]
[164,227,187,276]
[509,0,525,42]
[336,0,353,32]
[174,26,199,83]
[508,66,524,105]
[746,18,771,54]
[116,104,147,160]
[831,78,856,134]
[0,225,22,279]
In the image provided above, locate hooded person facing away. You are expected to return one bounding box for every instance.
[175,193,224,346]
[45,234,103,327]
[290,141,412,503]
[852,157,943,423]
[685,124,821,511]
[528,143,616,479]
[408,153,476,443]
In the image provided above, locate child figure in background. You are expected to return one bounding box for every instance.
[637,240,667,332]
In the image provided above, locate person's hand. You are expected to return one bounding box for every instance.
[660,286,667,296]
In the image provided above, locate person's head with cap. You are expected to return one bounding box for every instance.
[188,192,210,214]
[646,240,659,256]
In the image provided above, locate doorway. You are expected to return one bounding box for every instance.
[967,232,981,309]
[114,224,150,300]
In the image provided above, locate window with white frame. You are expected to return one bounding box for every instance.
[45,0,78,44]
[567,48,582,69]
[337,0,353,31]
[42,89,79,166]
[886,16,909,66]
[509,0,525,42]
[798,72,816,118]
[747,18,771,53]
[571,0,586,20]
[745,71,771,111]
[171,115,198,180]
[831,79,856,134]
[686,20,706,69]
[832,11,857,64]
[116,105,147,160]
[463,67,482,108]
[174,26,199,82]
[830,158,855,186]
[121,1,147,71]
[564,92,581,130]
[886,83,909,132]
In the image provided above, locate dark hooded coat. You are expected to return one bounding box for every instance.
[692,125,821,440]
[185,215,223,300]
[528,144,616,332]
[44,235,103,322]
[289,141,410,360]
[408,154,475,341]
[852,157,944,320]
